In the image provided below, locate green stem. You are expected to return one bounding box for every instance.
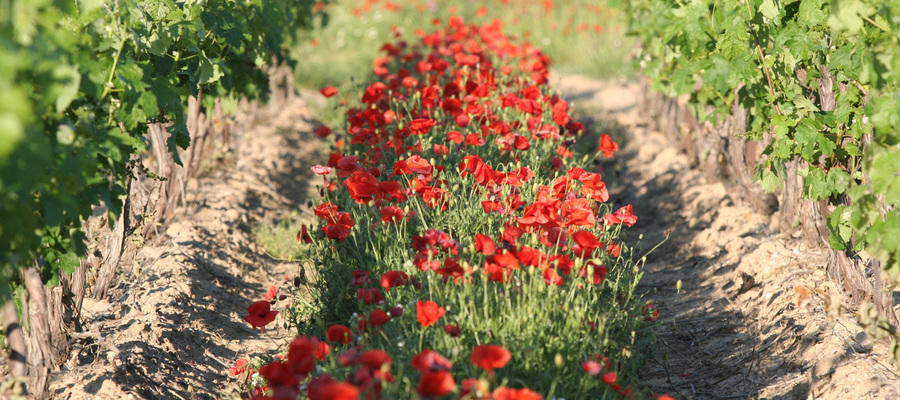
[100,39,126,101]
[861,15,890,33]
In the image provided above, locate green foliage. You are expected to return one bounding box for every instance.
[624,0,900,279]
[0,0,323,300]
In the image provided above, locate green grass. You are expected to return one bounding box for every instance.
[290,0,633,93]
[252,212,307,262]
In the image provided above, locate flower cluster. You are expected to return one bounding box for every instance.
[237,14,668,399]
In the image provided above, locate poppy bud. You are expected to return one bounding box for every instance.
[294,276,303,287]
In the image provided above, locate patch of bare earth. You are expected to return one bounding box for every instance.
[553,74,900,400]
[49,94,324,400]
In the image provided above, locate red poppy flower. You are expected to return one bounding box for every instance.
[474,233,496,255]
[357,288,384,305]
[461,378,489,398]
[417,370,455,397]
[315,341,331,360]
[345,170,380,203]
[258,360,299,389]
[360,349,392,371]
[324,223,352,241]
[561,198,596,227]
[492,387,543,400]
[502,224,524,245]
[320,86,338,98]
[380,206,404,223]
[314,202,340,220]
[379,270,411,290]
[578,172,609,202]
[447,130,465,144]
[470,344,511,375]
[264,285,278,302]
[542,268,563,286]
[244,300,278,332]
[607,242,621,257]
[308,375,359,400]
[297,225,313,243]
[516,246,545,268]
[229,358,249,376]
[582,360,603,375]
[444,324,461,337]
[591,264,608,285]
[351,270,370,286]
[326,324,352,344]
[315,125,332,138]
[416,300,445,327]
[404,155,433,175]
[409,118,437,135]
[310,165,332,175]
[605,204,638,227]
[642,303,660,322]
[571,230,600,258]
[411,349,453,372]
[602,371,617,384]
[286,336,319,377]
[369,309,391,327]
[598,134,619,158]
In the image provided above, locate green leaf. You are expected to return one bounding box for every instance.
[792,96,820,114]
[0,113,25,159]
[797,0,826,27]
[53,64,81,112]
[794,118,822,161]
[825,168,850,194]
[828,205,852,250]
[804,167,830,199]
[759,0,780,20]
[755,163,784,192]
[78,0,104,13]
[827,0,875,34]
[198,56,225,85]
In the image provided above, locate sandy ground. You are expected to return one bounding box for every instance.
[48,94,324,400]
[552,73,900,400]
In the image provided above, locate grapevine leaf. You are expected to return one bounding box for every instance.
[53,64,81,113]
[827,0,875,34]
[759,0,780,20]
[825,168,850,195]
[827,205,852,250]
[804,167,830,200]
[198,56,225,85]
[755,163,784,192]
[797,0,826,27]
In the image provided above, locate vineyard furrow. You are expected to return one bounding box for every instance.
[49,97,324,400]
[553,74,900,399]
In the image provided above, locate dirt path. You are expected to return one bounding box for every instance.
[553,74,900,400]
[49,95,325,400]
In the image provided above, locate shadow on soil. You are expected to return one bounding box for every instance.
[571,105,821,400]
[58,115,323,400]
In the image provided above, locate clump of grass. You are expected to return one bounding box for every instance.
[252,213,307,262]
